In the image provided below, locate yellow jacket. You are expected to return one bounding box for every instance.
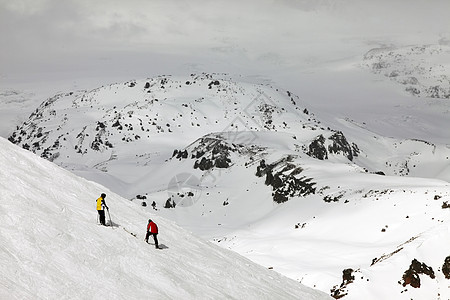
[96,197,104,211]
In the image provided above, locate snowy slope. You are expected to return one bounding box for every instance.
[2,1,450,298]
[7,73,341,196]
[5,73,450,299]
[362,44,450,99]
[8,73,450,196]
[152,130,450,300]
[0,137,331,300]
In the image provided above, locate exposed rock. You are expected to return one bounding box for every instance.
[194,157,214,171]
[426,85,450,99]
[328,131,358,161]
[371,247,404,266]
[400,258,435,288]
[442,256,450,279]
[306,132,358,161]
[258,156,316,203]
[255,159,267,177]
[208,80,220,89]
[96,121,106,130]
[214,156,231,168]
[342,269,355,284]
[178,150,188,159]
[190,136,234,170]
[330,268,355,299]
[273,191,288,204]
[307,135,328,160]
[406,86,421,96]
[164,198,176,209]
[323,195,342,203]
[112,120,123,130]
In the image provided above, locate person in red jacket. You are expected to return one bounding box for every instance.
[145,219,159,249]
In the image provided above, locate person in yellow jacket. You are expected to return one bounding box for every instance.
[96,193,109,226]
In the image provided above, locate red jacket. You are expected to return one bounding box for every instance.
[147,221,158,234]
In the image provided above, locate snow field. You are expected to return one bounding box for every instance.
[0,137,331,299]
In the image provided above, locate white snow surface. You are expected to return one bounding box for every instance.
[3,72,450,299]
[1,2,450,298]
[0,137,331,300]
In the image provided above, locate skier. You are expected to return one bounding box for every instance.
[145,219,159,249]
[96,193,109,226]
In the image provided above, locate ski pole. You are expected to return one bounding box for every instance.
[107,208,112,227]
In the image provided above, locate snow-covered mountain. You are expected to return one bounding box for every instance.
[2,0,450,298]
[7,73,357,195]
[6,72,450,299]
[0,136,331,299]
[362,44,450,99]
[8,73,450,192]
[154,129,450,299]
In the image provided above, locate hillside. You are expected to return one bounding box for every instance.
[8,73,450,196]
[362,44,450,99]
[154,130,450,299]
[2,0,450,298]
[6,73,450,299]
[0,136,331,299]
[7,73,348,196]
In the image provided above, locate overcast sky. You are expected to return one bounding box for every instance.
[1,0,449,88]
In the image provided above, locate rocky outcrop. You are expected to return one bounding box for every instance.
[306,131,359,161]
[330,268,356,299]
[173,136,235,171]
[328,131,359,161]
[256,157,316,203]
[307,135,327,160]
[442,256,450,279]
[400,259,435,288]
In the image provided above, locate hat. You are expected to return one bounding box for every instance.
[101,193,106,198]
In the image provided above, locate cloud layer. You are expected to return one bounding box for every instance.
[1,0,449,85]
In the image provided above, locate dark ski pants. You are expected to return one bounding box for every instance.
[98,210,106,225]
[145,232,159,248]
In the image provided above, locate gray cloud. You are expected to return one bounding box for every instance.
[1,0,449,85]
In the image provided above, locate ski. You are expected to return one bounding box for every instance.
[122,226,137,238]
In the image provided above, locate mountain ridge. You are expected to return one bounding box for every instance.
[5,73,450,299]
